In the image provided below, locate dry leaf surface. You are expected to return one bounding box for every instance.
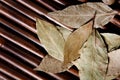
[48,2,117,28]
[36,19,65,61]
[106,49,120,80]
[64,20,93,65]
[34,55,72,73]
[101,33,120,52]
[73,29,108,80]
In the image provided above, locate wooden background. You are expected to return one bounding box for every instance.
[0,0,120,80]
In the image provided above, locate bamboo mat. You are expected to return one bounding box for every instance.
[0,0,120,80]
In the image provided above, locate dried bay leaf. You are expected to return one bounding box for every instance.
[64,20,93,65]
[101,33,120,52]
[36,19,65,61]
[73,29,108,80]
[106,49,120,80]
[34,55,72,73]
[48,2,117,29]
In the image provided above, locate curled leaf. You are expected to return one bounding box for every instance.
[64,20,93,65]
[73,29,108,80]
[34,55,72,73]
[106,49,120,80]
[101,33,120,52]
[48,2,117,28]
[36,19,65,61]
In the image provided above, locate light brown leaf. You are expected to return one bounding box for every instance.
[36,19,65,61]
[101,33,120,52]
[48,2,117,29]
[106,49,120,80]
[73,29,108,80]
[64,20,93,65]
[34,55,72,73]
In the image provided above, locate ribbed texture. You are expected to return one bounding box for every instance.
[0,0,120,80]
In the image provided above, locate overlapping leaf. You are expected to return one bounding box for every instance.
[48,2,117,28]
[34,55,72,73]
[35,2,119,80]
[101,33,120,52]
[73,29,108,80]
[106,49,120,80]
[64,20,93,65]
[36,19,65,61]
[56,26,72,41]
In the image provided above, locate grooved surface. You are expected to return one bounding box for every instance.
[0,0,120,80]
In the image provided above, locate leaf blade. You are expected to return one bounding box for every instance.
[101,33,120,52]
[73,29,108,80]
[34,55,72,73]
[36,19,65,61]
[48,2,117,29]
[64,20,93,65]
[106,49,120,80]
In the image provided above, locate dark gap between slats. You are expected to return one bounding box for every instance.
[32,0,65,11]
[0,15,42,47]
[97,22,120,35]
[31,0,55,12]
[0,27,45,58]
[0,61,30,80]
[0,17,47,55]
[1,49,58,80]
[0,37,41,68]
[0,22,47,58]
[1,0,47,21]
[0,54,58,80]
[1,3,36,33]
[0,36,42,63]
[0,72,14,80]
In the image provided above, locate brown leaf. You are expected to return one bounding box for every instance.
[34,55,72,73]
[36,19,65,61]
[48,2,117,29]
[64,20,93,65]
[73,29,108,80]
[106,49,120,80]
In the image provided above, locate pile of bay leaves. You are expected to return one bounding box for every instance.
[35,2,120,80]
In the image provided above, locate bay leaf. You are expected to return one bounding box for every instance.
[34,55,72,73]
[101,33,120,52]
[106,49,120,80]
[56,26,72,41]
[48,2,117,29]
[64,20,93,65]
[73,29,108,80]
[36,19,65,61]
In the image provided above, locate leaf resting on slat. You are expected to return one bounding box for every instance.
[36,19,65,61]
[34,55,72,73]
[73,29,108,80]
[64,20,93,65]
[48,2,117,29]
